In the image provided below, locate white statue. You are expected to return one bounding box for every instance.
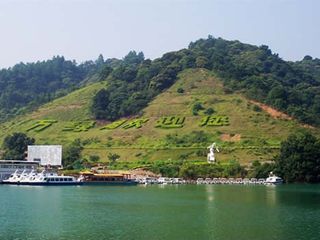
[207,142,219,163]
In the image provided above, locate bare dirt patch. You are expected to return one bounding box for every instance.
[249,100,292,120]
[221,133,241,142]
[249,100,315,129]
[130,169,160,178]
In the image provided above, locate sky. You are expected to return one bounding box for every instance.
[0,0,319,68]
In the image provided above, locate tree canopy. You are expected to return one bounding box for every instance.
[91,37,320,125]
[0,55,106,122]
[2,132,35,160]
[1,36,320,126]
[62,139,83,169]
[275,131,320,183]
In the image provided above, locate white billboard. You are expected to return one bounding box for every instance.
[27,145,62,166]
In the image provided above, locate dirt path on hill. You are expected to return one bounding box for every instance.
[249,100,292,120]
[249,100,315,129]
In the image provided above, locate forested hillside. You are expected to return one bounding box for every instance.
[92,36,320,126]
[188,37,320,126]
[1,36,320,127]
[0,55,107,122]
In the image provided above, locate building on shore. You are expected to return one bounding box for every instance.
[27,145,62,167]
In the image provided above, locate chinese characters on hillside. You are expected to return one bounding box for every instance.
[25,116,229,132]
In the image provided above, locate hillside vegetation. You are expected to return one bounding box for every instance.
[1,36,320,173]
[0,55,109,122]
[92,36,320,127]
[1,68,317,167]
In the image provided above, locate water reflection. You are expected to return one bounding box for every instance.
[1,184,319,240]
[265,185,277,206]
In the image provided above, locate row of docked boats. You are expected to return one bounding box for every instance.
[196,177,266,185]
[1,170,138,186]
[196,173,283,185]
[137,177,185,185]
[137,173,283,185]
[1,170,283,186]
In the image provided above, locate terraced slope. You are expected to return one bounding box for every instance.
[0,69,317,165]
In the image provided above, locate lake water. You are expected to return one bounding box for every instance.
[0,184,319,240]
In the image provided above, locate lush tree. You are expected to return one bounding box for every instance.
[91,89,109,119]
[2,132,35,160]
[192,102,204,115]
[177,87,184,93]
[275,131,320,183]
[62,139,83,169]
[204,107,215,115]
[108,153,120,164]
[223,160,247,178]
[95,54,105,67]
[0,56,104,122]
[249,160,275,178]
[89,155,100,162]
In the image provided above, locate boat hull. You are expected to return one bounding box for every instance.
[1,181,82,186]
[82,181,138,186]
[265,181,283,185]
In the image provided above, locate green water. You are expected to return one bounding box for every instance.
[0,184,319,240]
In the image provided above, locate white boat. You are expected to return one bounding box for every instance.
[265,172,283,185]
[196,178,204,184]
[172,178,184,184]
[2,170,81,185]
[157,177,170,184]
[2,170,21,184]
[139,177,157,185]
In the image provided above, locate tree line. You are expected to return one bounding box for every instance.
[0,55,107,122]
[1,36,319,126]
[2,130,320,183]
[92,36,320,126]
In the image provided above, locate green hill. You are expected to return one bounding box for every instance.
[1,68,317,166]
[2,36,320,173]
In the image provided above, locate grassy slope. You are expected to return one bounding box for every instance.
[0,69,318,165]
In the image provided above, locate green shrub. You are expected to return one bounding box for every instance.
[100,119,127,130]
[200,116,229,126]
[26,119,57,132]
[165,131,210,147]
[253,105,262,112]
[155,116,185,129]
[63,121,95,132]
[204,108,215,115]
[192,102,204,115]
[122,118,149,129]
[177,88,184,93]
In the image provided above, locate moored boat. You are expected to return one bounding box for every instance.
[265,172,283,185]
[2,170,81,186]
[80,171,138,185]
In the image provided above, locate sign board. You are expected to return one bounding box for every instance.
[27,145,62,166]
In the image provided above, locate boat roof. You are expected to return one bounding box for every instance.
[90,173,126,177]
[80,172,127,177]
[80,170,131,176]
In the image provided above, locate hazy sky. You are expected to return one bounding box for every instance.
[0,0,319,68]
